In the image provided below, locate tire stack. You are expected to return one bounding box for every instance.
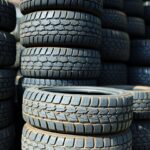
[99,0,130,85]
[124,0,148,86]
[19,0,102,91]
[110,86,150,150]
[0,1,16,150]
[22,86,133,149]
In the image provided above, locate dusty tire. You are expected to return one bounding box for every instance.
[20,0,103,16]
[0,70,15,99]
[102,9,127,31]
[127,17,145,38]
[103,0,123,10]
[0,32,16,67]
[132,121,150,150]
[23,87,133,134]
[109,86,150,120]
[129,40,150,65]
[124,0,144,17]
[101,29,130,62]
[20,11,101,49]
[144,2,150,23]
[99,63,127,85]
[21,47,101,79]
[128,67,150,86]
[0,1,16,32]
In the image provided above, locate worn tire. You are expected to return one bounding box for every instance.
[23,87,133,134]
[21,47,101,79]
[124,0,144,17]
[20,11,101,49]
[0,32,16,67]
[102,9,127,31]
[22,124,132,150]
[0,1,16,32]
[20,0,103,16]
[109,86,150,120]
[127,17,145,38]
[99,63,127,85]
[101,29,130,62]
[103,0,123,10]
[132,121,150,150]
[144,2,150,23]
[129,40,150,65]
[0,125,15,150]
[0,70,15,99]
[128,67,150,86]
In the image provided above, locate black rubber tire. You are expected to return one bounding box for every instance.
[23,87,133,134]
[22,124,132,150]
[144,2,150,23]
[20,11,101,49]
[0,1,16,32]
[0,99,14,129]
[21,47,101,79]
[101,29,130,62]
[128,67,150,86]
[102,9,127,31]
[127,17,145,38]
[124,0,144,17]
[132,121,150,150]
[20,0,103,17]
[99,63,127,85]
[145,25,150,38]
[0,32,16,67]
[129,40,150,65]
[103,0,123,10]
[0,69,15,99]
[109,86,150,120]
[0,125,15,150]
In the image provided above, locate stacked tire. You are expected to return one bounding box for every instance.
[99,0,130,85]
[0,1,16,149]
[124,0,149,86]
[19,0,102,91]
[110,86,150,150]
[22,86,133,149]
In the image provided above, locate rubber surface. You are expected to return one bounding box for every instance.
[0,32,16,67]
[22,124,132,150]
[109,86,150,120]
[127,17,145,38]
[103,0,123,10]
[124,0,144,17]
[20,11,101,49]
[0,69,15,99]
[102,9,127,31]
[128,67,150,86]
[23,87,133,134]
[144,2,150,23]
[129,40,150,65]
[21,47,101,79]
[0,1,16,32]
[20,0,103,16]
[145,25,150,38]
[99,63,127,85]
[101,29,130,62]
[132,121,150,150]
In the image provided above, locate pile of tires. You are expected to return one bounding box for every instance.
[99,0,130,85]
[0,1,16,149]
[20,0,102,91]
[22,86,133,150]
[110,86,150,150]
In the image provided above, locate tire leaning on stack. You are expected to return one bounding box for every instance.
[22,87,133,149]
[0,1,16,149]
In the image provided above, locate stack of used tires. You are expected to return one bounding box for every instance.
[124,0,148,85]
[0,1,16,149]
[99,0,130,85]
[110,86,150,150]
[19,0,102,91]
[22,86,133,149]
